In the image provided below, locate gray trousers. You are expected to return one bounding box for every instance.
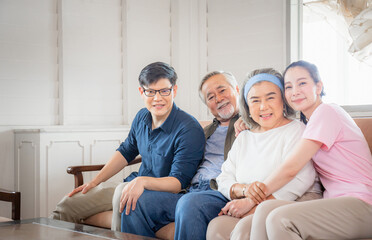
[250,196,372,240]
[207,192,322,240]
[207,214,253,240]
[50,182,128,231]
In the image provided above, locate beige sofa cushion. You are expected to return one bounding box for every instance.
[354,118,372,153]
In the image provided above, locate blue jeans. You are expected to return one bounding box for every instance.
[121,189,183,237]
[174,190,228,240]
[121,180,226,239]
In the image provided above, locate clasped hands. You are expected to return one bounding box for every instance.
[219,181,268,218]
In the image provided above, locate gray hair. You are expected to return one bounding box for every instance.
[199,71,238,103]
[239,68,295,129]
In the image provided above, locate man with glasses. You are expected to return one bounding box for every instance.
[120,71,240,239]
[50,62,205,231]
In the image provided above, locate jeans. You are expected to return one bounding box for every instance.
[174,190,228,240]
[120,179,225,239]
[121,189,183,237]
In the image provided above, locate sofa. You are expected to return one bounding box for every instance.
[67,117,372,239]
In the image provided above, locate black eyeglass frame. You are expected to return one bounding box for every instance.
[142,86,173,97]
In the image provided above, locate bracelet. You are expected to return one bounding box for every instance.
[231,185,235,197]
[242,185,246,197]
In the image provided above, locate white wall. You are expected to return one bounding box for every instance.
[60,0,124,125]
[207,0,288,81]
[0,0,58,126]
[0,0,289,218]
[0,0,59,218]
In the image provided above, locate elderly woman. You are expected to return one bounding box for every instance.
[244,61,372,240]
[173,68,320,240]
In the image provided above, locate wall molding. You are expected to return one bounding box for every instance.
[16,140,38,218]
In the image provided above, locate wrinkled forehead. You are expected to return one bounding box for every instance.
[203,75,234,92]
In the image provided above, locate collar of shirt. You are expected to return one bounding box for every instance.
[143,103,179,134]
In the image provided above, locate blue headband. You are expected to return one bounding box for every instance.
[243,73,284,104]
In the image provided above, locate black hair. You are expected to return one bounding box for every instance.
[283,60,325,124]
[138,62,177,87]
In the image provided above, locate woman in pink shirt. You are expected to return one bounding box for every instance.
[236,60,372,240]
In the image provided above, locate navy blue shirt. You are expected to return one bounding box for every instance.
[117,104,205,189]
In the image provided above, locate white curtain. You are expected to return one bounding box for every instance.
[304,0,372,66]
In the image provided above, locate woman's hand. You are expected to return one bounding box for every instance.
[234,117,249,137]
[218,198,255,218]
[245,181,267,204]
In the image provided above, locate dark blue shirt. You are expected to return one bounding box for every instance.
[117,104,205,189]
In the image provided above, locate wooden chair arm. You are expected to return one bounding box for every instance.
[67,164,105,175]
[67,156,142,188]
[0,188,21,220]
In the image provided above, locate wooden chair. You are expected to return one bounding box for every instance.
[66,156,143,229]
[0,188,21,222]
[67,155,175,238]
[67,156,142,189]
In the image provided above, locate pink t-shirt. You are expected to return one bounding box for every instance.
[303,103,372,205]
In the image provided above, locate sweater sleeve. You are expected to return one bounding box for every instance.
[216,134,241,200]
[273,122,316,200]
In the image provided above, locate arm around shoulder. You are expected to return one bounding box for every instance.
[263,138,322,197]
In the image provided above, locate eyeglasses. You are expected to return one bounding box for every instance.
[142,87,173,97]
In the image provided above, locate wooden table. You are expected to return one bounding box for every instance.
[0,218,159,240]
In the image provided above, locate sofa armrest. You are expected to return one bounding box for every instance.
[67,156,142,188]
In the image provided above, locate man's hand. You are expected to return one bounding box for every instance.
[234,117,249,137]
[246,181,267,204]
[218,198,255,218]
[119,177,145,215]
[67,181,98,197]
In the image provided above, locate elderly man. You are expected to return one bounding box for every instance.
[50,62,205,231]
[120,71,240,239]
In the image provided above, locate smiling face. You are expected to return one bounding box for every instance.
[284,66,323,119]
[247,81,288,132]
[139,78,177,125]
[201,74,239,126]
